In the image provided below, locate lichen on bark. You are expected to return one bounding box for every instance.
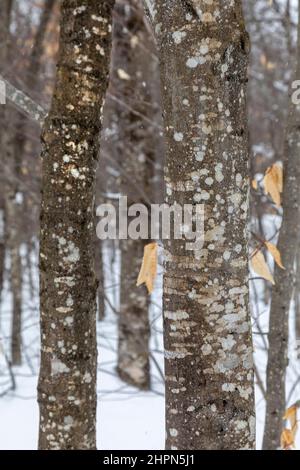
[38,0,115,450]
[151,0,255,450]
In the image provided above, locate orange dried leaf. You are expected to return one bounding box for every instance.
[252,179,258,190]
[283,404,298,434]
[251,250,275,284]
[265,241,285,270]
[137,242,158,294]
[263,164,283,207]
[281,428,295,450]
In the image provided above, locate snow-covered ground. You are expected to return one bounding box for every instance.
[0,245,165,450]
[0,320,165,450]
[0,230,300,450]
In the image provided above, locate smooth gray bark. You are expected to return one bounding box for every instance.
[151,0,255,450]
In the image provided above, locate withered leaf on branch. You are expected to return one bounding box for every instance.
[265,241,285,269]
[137,242,158,294]
[251,179,258,190]
[263,163,283,207]
[281,428,295,450]
[281,402,300,450]
[251,250,275,284]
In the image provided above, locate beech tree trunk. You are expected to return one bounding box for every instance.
[38,0,114,450]
[262,0,300,451]
[149,0,255,449]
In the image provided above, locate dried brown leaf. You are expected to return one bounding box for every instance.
[265,241,285,270]
[252,179,258,190]
[263,164,283,207]
[251,250,275,284]
[281,428,295,450]
[136,242,158,294]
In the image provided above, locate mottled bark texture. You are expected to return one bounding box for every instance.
[112,0,160,390]
[262,1,300,451]
[151,0,255,449]
[38,0,114,450]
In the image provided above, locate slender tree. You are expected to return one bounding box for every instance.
[263,0,300,451]
[0,1,12,66]
[0,0,13,317]
[38,0,114,449]
[112,0,160,390]
[146,0,255,449]
[8,0,57,366]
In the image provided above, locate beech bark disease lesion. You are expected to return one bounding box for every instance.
[146,0,255,449]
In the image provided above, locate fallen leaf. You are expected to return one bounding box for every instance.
[137,242,158,294]
[263,163,283,207]
[265,241,285,269]
[251,250,275,284]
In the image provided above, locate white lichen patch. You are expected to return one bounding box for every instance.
[63,241,80,265]
[174,132,184,142]
[51,358,70,375]
[201,344,212,356]
[165,310,189,321]
[83,372,92,383]
[172,31,187,44]
[73,6,86,16]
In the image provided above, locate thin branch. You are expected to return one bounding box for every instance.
[0,74,46,124]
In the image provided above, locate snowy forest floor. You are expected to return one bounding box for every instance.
[0,226,300,449]
[0,245,165,449]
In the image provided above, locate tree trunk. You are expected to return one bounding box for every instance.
[0,209,4,303]
[38,0,114,450]
[0,1,12,305]
[7,191,22,365]
[262,0,300,451]
[111,0,159,390]
[95,233,105,321]
[0,1,12,66]
[0,1,16,346]
[7,0,57,366]
[295,251,300,358]
[150,0,255,449]
[0,1,12,304]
